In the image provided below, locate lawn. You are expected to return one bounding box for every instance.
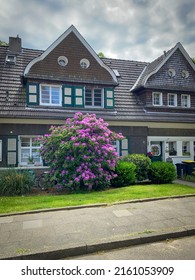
[0,183,195,214]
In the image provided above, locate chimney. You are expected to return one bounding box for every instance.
[9,35,22,53]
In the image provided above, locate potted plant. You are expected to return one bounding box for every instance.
[28,156,34,165]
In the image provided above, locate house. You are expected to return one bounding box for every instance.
[0,25,195,169]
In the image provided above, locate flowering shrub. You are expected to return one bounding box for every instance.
[40,112,124,191]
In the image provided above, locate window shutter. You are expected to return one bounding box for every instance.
[6,136,18,167]
[74,86,84,107]
[104,88,114,109]
[62,85,84,107]
[62,86,73,107]
[26,83,39,106]
[120,138,130,156]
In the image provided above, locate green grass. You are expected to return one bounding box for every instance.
[0,183,195,214]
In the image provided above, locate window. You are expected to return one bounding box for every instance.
[80,58,90,69]
[152,92,162,106]
[169,141,177,156]
[0,140,2,161]
[168,93,177,107]
[20,137,42,165]
[40,85,61,106]
[6,55,16,64]
[58,56,68,67]
[182,141,191,156]
[85,87,103,107]
[181,94,190,108]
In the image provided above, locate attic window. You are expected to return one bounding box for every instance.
[113,69,120,77]
[58,56,68,67]
[168,68,176,77]
[80,58,90,69]
[6,55,16,64]
[181,70,189,78]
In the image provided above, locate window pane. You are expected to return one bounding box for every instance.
[168,94,177,106]
[32,138,40,147]
[181,95,190,107]
[41,86,50,104]
[182,141,190,156]
[94,89,102,106]
[153,93,161,105]
[32,148,41,163]
[51,87,60,104]
[169,141,177,156]
[85,89,92,106]
[21,148,30,163]
[21,138,30,147]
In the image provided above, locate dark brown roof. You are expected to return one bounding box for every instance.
[0,43,195,123]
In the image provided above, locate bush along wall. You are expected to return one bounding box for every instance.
[122,154,151,181]
[111,161,136,187]
[148,162,177,184]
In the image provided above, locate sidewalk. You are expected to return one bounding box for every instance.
[0,193,195,260]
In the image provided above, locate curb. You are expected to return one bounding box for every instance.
[2,226,195,260]
[1,194,195,217]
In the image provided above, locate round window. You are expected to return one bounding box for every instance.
[80,58,90,69]
[58,56,68,67]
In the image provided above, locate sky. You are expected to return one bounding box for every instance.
[0,0,195,62]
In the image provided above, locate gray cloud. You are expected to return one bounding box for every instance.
[0,0,194,61]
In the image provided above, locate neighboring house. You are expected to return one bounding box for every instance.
[0,25,195,168]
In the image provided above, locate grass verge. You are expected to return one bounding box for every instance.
[0,183,195,214]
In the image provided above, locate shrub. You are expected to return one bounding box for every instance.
[40,112,124,192]
[0,169,34,196]
[148,162,176,184]
[122,154,151,181]
[111,161,136,187]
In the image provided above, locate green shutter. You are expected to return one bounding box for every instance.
[6,136,18,167]
[62,85,84,107]
[26,83,39,106]
[62,85,73,107]
[74,86,84,107]
[104,88,114,109]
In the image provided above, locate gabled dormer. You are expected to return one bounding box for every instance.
[24,25,117,110]
[131,42,195,112]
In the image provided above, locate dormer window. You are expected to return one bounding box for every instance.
[168,93,177,107]
[6,55,16,64]
[152,92,162,106]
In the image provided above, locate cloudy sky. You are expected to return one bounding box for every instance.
[0,0,195,62]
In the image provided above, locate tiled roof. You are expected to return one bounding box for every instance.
[0,45,195,123]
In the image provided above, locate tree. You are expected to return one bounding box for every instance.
[192,58,195,64]
[40,112,124,192]
[0,40,8,46]
[98,52,105,58]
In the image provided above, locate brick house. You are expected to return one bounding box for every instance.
[0,25,195,168]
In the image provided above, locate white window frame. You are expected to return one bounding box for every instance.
[168,93,177,107]
[181,94,191,108]
[152,92,162,106]
[0,140,2,161]
[19,136,42,166]
[85,87,104,108]
[40,84,61,106]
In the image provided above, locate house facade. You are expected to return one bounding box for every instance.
[0,25,195,168]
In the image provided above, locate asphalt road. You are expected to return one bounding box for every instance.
[67,236,195,260]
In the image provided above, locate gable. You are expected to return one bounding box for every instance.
[24,26,117,85]
[146,48,195,91]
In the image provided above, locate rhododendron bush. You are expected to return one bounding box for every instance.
[40,112,124,191]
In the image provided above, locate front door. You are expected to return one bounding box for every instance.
[150,141,162,162]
